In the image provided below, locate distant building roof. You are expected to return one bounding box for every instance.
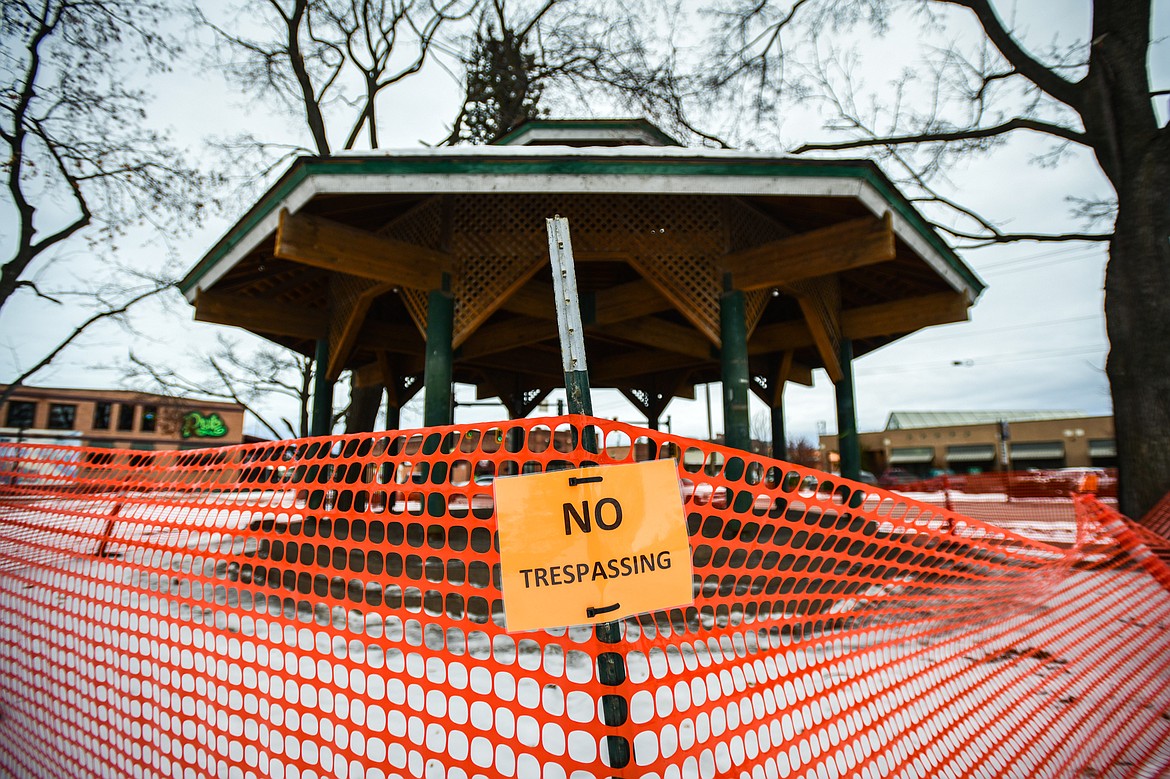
[1,384,244,410]
[885,411,1088,430]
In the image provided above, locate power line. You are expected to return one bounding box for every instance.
[975,246,1103,274]
[975,241,1105,269]
[909,313,1101,343]
[858,343,1106,376]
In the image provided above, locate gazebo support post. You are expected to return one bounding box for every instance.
[311,338,334,437]
[721,274,751,451]
[423,273,454,427]
[772,403,786,461]
[384,402,400,432]
[836,338,861,480]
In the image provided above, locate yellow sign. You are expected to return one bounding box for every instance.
[494,459,694,632]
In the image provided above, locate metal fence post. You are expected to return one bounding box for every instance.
[547,216,629,771]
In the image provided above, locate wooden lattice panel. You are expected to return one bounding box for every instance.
[327,274,389,379]
[380,198,447,336]
[726,198,793,337]
[397,194,735,348]
[449,195,550,348]
[790,275,843,382]
[616,196,726,346]
[380,196,446,252]
[725,197,792,253]
[399,287,429,336]
[743,288,771,335]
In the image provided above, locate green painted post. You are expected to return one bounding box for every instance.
[423,273,454,427]
[720,275,751,451]
[311,338,333,437]
[836,338,861,480]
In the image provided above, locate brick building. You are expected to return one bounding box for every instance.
[0,386,246,450]
[820,410,1115,477]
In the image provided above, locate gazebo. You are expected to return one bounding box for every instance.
[179,119,983,474]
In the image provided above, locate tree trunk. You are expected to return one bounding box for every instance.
[1104,135,1170,519]
[1086,1,1169,519]
[346,383,383,433]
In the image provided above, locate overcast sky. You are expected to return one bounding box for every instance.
[2,0,1165,445]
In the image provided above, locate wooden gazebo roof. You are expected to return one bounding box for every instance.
[180,129,983,420]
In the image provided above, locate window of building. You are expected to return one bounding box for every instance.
[117,404,136,431]
[141,405,158,432]
[93,402,112,429]
[5,401,36,428]
[48,404,77,430]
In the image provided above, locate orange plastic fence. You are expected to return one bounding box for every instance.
[890,471,1121,546]
[1142,491,1170,540]
[1,416,1168,778]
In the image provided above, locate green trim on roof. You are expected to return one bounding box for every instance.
[181,163,313,295]
[180,154,984,296]
[494,119,683,147]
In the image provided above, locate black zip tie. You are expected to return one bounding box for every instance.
[569,475,603,486]
[586,602,621,618]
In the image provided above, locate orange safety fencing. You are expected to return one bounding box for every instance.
[899,469,1119,501]
[1142,490,1170,540]
[1,417,1169,778]
[890,470,1121,546]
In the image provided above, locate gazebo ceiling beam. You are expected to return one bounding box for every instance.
[258,268,330,302]
[275,209,456,290]
[472,369,556,402]
[194,290,325,340]
[500,279,674,325]
[327,280,395,380]
[457,316,551,360]
[463,341,562,372]
[749,354,814,389]
[590,279,673,325]
[458,308,711,362]
[498,281,553,319]
[749,291,971,354]
[842,291,970,339]
[351,357,424,402]
[591,316,713,359]
[793,276,843,383]
[358,321,426,356]
[723,214,895,291]
[593,350,705,383]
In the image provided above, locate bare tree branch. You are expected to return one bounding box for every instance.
[13,280,63,305]
[793,116,1085,153]
[933,0,1082,107]
[936,224,1113,248]
[123,336,343,441]
[127,352,289,441]
[0,283,169,406]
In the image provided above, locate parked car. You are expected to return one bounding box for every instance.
[857,470,879,486]
[878,468,919,489]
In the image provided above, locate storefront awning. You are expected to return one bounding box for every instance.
[889,447,935,464]
[946,445,996,463]
[1089,439,1116,458]
[1010,442,1065,460]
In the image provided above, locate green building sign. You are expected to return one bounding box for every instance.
[181,411,228,439]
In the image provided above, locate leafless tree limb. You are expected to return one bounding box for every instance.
[0,282,171,407]
[934,0,1081,106]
